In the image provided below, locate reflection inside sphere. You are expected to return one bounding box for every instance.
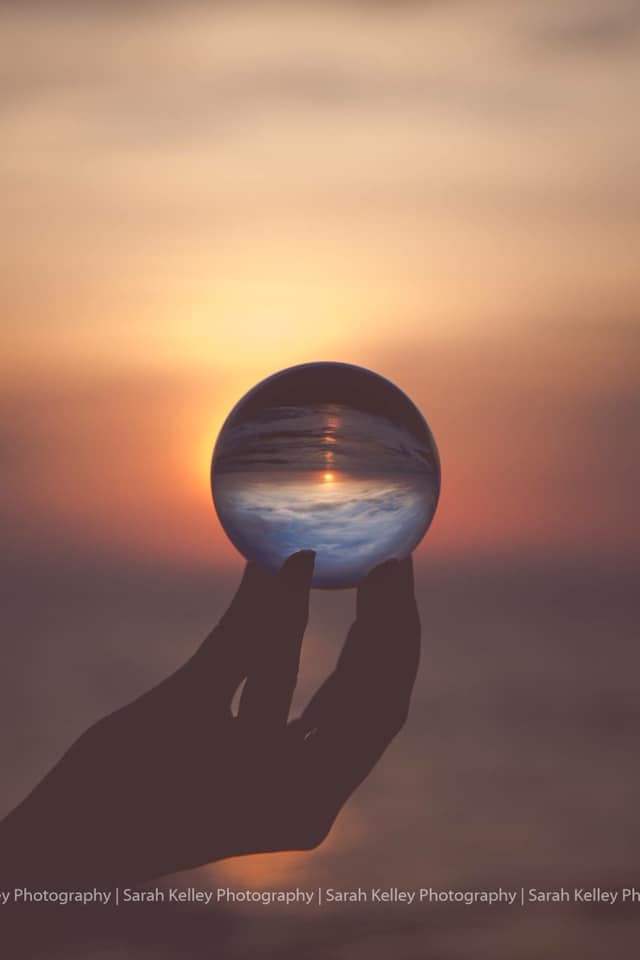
[211,362,440,588]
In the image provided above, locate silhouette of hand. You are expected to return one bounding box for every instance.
[0,552,420,885]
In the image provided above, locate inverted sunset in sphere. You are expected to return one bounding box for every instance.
[211,362,440,588]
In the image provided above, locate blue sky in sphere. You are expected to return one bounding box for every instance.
[214,471,438,587]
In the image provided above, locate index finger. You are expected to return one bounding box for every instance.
[238,550,315,730]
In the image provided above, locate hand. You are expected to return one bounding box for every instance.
[0,552,420,885]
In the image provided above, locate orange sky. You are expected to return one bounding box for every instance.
[2,0,639,571]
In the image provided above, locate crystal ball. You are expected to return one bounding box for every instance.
[211,362,440,588]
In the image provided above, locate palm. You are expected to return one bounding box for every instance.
[1,553,420,885]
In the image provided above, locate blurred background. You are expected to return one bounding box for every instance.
[1,1,639,956]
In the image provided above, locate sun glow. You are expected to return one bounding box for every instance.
[322,471,335,482]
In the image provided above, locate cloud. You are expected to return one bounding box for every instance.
[214,469,435,585]
[524,0,640,54]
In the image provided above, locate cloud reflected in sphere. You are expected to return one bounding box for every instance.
[211,362,440,588]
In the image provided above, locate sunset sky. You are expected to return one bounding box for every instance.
[1,4,640,939]
[3,0,638,574]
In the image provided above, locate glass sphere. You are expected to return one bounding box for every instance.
[211,362,440,588]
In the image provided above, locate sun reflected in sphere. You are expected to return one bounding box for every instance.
[211,362,440,588]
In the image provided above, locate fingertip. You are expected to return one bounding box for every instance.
[284,549,317,564]
[366,558,399,580]
[356,555,418,619]
[364,554,414,588]
[279,550,316,589]
[359,557,400,597]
